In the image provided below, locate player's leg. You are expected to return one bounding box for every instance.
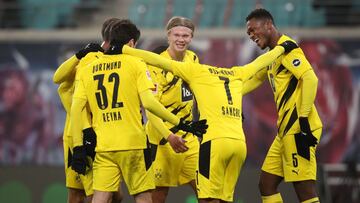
[259,136,284,203]
[293,180,319,202]
[179,137,199,197]
[64,139,87,203]
[92,191,112,203]
[197,138,245,202]
[134,190,153,203]
[111,185,123,203]
[68,188,86,203]
[152,187,169,203]
[151,143,183,203]
[92,152,122,203]
[120,149,155,203]
[284,129,322,203]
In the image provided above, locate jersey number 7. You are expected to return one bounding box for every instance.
[219,76,233,105]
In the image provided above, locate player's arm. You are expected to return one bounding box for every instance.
[123,45,184,73]
[146,110,173,140]
[53,43,103,84]
[140,90,180,126]
[140,90,207,138]
[299,70,318,117]
[53,55,78,84]
[57,81,73,113]
[235,41,298,81]
[242,68,267,96]
[70,98,87,148]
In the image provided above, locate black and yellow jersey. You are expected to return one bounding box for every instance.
[269,35,322,137]
[146,49,199,144]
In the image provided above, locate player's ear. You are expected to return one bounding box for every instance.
[127,39,136,48]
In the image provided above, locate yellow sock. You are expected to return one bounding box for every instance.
[301,197,320,203]
[261,193,283,203]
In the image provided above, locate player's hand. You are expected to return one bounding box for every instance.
[167,134,188,153]
[71,146,89,175]
[294,117,318,160]
[299,117,318,147]
[83,128,96,161]
[176,118,208,138]
[279,40,298,53]
[75,43,104,59]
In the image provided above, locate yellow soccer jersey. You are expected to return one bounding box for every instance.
[167,62,259,143]
[57,52,102,141]
[146,49,199,144]
[73,54,154,151]
[268,35,322,137]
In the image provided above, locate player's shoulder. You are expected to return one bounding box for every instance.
[185,49,199,62]
[79,52,103,66]
[121,54,147,65]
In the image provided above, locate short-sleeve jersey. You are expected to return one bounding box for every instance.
[268,35,322,137]
[169,61,258,143]
[73,54,154,151]
[58,52,102,141]
[146,49,199,144]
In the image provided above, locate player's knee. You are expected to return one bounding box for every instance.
[152,187,169,203]
[258,178,277,195]
[112,191,123,203]
[293,180,317,200]
[68,188,86,203]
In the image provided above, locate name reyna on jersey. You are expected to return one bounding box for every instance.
[221,106,241,119]
[103,111,122,122]
[93,61,121,73]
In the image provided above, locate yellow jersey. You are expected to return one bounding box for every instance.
[146,49,199,144]
[269,35,322,137]
[73,54,154,151]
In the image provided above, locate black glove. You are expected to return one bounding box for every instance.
[176,118,208,138]
[279,40,298,53]
[71,146,88,175]
[295,117,318,160]
[75,43,104,59]
[299,117,318,147]
[83,128,96,161]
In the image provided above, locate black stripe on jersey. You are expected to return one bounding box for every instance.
[171,105,187,115]
[283,107,298,136]
[199,141,211,179]
[67,148,72,168]
[162,75,179,93]
[150,143,158,161]
[143,146,152,170]
[164,102,176,109]
[277,109,290,133]
[276,64,286,75]
[193,55,197,62]
[277,76,298,110]
[159,138,167,145]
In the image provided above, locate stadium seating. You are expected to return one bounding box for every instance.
[128,0,327,28]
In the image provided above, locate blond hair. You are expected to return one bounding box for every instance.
[166,16,195,36]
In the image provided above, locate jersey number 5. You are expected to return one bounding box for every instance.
[219,76,233,105]
[93,73,124,110]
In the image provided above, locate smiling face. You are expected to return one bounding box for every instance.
[246,18,272,50]
[167,26,193,53]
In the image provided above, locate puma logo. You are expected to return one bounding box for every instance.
[292,169,299,175]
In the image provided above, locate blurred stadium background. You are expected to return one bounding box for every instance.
[0,0,360,202]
